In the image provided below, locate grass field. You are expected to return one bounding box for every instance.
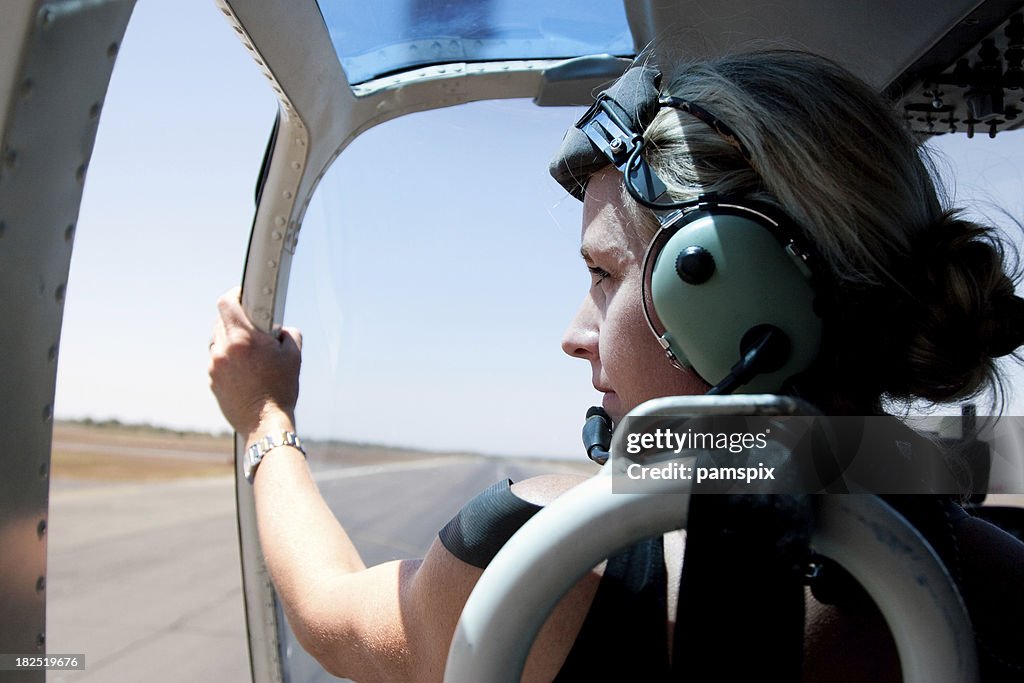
[51,420,234,480]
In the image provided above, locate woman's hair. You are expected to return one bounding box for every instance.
[622,49,1024,413]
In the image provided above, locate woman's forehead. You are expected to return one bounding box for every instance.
[580,169,646,260]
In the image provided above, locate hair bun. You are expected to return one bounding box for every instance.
[988,294,1024,357]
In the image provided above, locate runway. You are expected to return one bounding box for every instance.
[43,451,593,683]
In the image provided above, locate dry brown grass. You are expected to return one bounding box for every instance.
[51,421,233,481]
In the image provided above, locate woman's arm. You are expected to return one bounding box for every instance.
[208,288,598,682]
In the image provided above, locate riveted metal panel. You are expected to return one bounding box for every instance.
[0,0,135,673]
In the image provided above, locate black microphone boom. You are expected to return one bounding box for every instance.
[583,406,613,465]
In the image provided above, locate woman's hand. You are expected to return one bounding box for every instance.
[208,286,302,439]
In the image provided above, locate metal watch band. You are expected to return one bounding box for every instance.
[244,430,306,482]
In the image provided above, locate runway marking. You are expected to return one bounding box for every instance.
[50,475,235,502]
[53,440,227,461]
[311,455,481,482]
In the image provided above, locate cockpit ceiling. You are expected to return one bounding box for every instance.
[316,0,634,85]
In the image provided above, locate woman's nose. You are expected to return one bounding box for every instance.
[561,296,599,360]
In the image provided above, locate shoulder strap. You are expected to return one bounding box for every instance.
[438,479,541,569]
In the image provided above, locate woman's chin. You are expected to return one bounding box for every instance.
[601,392,623,422]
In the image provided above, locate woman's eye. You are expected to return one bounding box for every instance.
[588,266,611,287]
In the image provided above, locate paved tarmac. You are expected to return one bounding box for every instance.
[43,455,593,683]
[45,475,248,683]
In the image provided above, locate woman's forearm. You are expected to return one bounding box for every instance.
[248,413,367,612]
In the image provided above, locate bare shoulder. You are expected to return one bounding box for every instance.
[510,473,590,506]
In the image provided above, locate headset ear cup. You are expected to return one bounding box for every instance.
[642,205,822,393]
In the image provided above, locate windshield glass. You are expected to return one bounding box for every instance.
[316,0,634,84]
[286,99,597,457]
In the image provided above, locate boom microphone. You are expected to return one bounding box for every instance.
[583,406,613,465]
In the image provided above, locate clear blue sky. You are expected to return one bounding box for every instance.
[55,0,1024,459]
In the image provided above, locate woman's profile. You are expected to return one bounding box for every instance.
[209,49,1024,682]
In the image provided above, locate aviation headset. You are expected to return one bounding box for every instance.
[550,66,824,398]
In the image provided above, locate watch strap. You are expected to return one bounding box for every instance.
[244,430,306,482]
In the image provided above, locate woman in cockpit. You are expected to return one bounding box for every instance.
[209,49,1024,682]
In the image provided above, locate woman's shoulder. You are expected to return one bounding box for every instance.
[510,473,590,505]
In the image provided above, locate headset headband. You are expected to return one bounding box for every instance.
[548,65,751,213]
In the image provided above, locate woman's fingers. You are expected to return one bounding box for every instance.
[216,286,253,334]
[208,287,303,436]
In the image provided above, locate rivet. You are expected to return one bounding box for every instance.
[259,311,270,321]
[4,148,17,169]
[37,519,47,538]
[76,164,87,182]
[47,345,57,361]
[290,161,301,170]
[263,287,272,295]
[36,576,45,592]
[40,461,49,478]
[89,103,101,119]
[65,224,75,241]
[20,78,34,99]
[39,8,54,27]
[283,190,293,200]
[36,633,45,648]
[55,283,66,302]
[267,260,277,269]
[275,216,286,226]
[297,138,306,147]
[42,404,53,421]
[107,42,119,58]
[271,231,282,240]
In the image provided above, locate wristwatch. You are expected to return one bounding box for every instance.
[244,430,306,482]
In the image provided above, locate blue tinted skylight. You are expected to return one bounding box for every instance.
[317,0,634,85]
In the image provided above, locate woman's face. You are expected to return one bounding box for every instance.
[561,168,709,423]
